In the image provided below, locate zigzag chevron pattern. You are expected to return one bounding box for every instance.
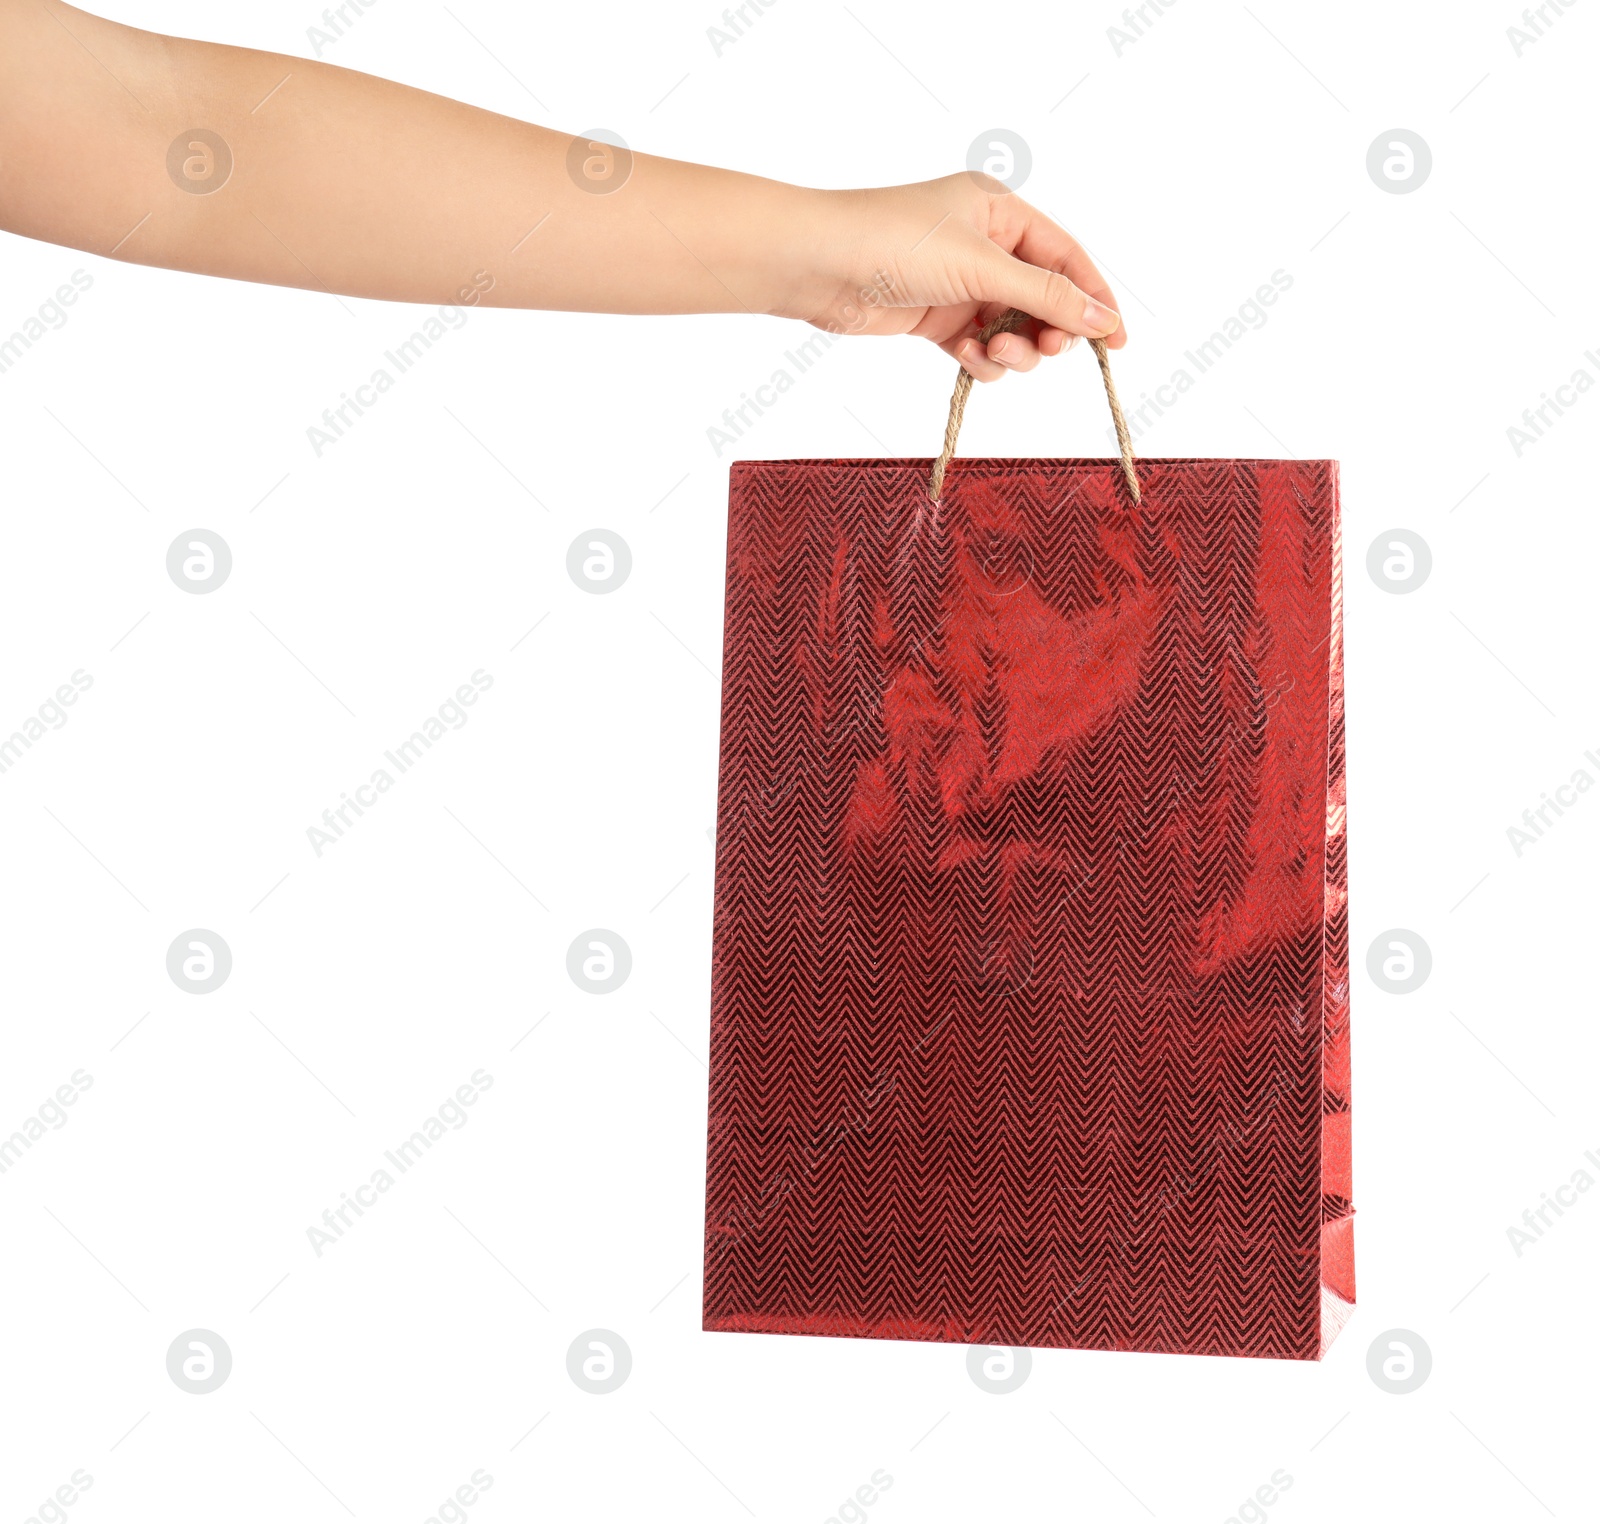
[704,455,1352,1361]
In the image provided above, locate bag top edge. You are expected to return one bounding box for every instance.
[729,457,1340,470]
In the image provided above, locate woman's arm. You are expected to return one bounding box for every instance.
[0,0,1123,377]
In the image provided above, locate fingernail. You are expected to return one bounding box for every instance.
[1063,334,1081,353]
[1081,300,1120,335]
[990,337,1016,366]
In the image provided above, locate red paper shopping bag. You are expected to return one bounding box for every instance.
[703,316,1352,1360]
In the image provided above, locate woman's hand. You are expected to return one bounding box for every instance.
[0,1,1122,374]
[774,173,1125,381]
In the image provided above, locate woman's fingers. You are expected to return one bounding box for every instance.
[987,329,1041,372]
[1009,199,1127,349]
[980,195,1128,349]
[980,243,1121,343]
[952,333,1008,381]
[1036,326,1076,358]
[944,318,1080,380]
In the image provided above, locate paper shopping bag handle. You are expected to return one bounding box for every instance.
[928,307,1142,505]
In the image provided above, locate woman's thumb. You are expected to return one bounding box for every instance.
[979,245,1122,340]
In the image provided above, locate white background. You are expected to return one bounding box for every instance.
[2,1,1597,1520]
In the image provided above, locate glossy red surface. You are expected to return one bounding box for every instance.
[704,456,1351,1360]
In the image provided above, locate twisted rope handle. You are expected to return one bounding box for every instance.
[928,307,1142,505]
